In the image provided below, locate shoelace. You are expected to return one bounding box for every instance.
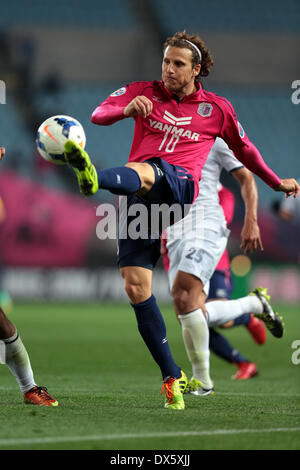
[32,386,54,401]
[160,379,175,404]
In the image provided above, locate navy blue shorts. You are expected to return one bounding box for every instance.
[117,157,195,269]
[207,269,234,300]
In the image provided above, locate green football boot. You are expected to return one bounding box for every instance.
[185,377,215,396]
[250,287,284,338]
[161,370,187,410]
[64,140,98,196]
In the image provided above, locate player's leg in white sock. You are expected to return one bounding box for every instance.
[0,309,36,394]
[206,295,263,327]
[172,271,213,390]
[4,332,36,394]
[178,308,213,389]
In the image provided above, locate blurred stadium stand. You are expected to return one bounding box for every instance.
[1,1,298,179]
[151,0,300,33]
[1,92,35,173]
[0,0,139,29]
[0,0,299,297]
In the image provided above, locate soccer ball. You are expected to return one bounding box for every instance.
[36,115,86,164]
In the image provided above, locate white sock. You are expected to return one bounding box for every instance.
[178,309,213,389]
[206,295,263,327]
[4,331,36,394]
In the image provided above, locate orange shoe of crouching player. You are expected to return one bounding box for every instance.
[246,314,267,345]
[24,386,58,406]
[232,362,258,380]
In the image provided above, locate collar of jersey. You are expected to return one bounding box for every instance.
[155,80,204,103]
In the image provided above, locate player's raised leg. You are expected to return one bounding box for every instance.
[64,140,99,195]
[206,288,284,338]
[223,313,267,345]
[64,140,155,198]
[250,287,284,338]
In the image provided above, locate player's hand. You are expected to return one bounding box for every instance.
[240,219,264,253]
[274,178,299,198]
[0,147,5,160]
[123,96,153,118]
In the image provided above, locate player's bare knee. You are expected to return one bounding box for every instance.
[120,266,152,304]
[122,276,149,304]
[126,162,155,194]
[124,281,141,303]
[0,308,15,339]
[172,282,206,316]
[171,286,190,314]
[0,307,8,326]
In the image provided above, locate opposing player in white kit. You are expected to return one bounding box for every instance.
[164,138,284,394]
[0,147,58,406]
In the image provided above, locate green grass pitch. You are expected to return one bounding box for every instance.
[0,301,299,450]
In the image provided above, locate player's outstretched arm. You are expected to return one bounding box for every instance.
[0,147,5,160]
[91,85,153,125]
[232,167,264,253]
[273,178,299,198]
[220,100,297,193]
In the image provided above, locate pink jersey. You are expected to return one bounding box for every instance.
[91,80,281,201]
[161,235,169,272]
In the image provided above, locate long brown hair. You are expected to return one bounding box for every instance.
[163,31,214,81]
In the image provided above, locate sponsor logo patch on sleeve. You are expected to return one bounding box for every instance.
[110,87,126,97]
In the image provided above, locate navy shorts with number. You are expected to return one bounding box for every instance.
[117,157,195,269]
[207,269,234,300]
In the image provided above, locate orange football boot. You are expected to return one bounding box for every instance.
[24,386,58,406]
[246,314,267,345]
[232,362,258,380]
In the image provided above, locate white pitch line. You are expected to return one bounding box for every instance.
[0,427,299,447]
[216,392,300,397]
[0,387,300,397]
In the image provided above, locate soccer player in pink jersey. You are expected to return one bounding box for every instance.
[0,147,58,406]
[63,31,299,410]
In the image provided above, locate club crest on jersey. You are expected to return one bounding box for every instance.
[197,102,213,117]
[110,87,126,97]
[238,121,245,138]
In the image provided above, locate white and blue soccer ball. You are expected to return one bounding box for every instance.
[36,115,86,164]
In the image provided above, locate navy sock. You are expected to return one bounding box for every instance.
[97,166,141,195]
[132,295,181,380]
[209,328,249,364]
[233,313,251,327]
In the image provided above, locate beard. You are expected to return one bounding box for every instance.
[162,74,194,96]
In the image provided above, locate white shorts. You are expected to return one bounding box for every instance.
[166,225,230,294]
